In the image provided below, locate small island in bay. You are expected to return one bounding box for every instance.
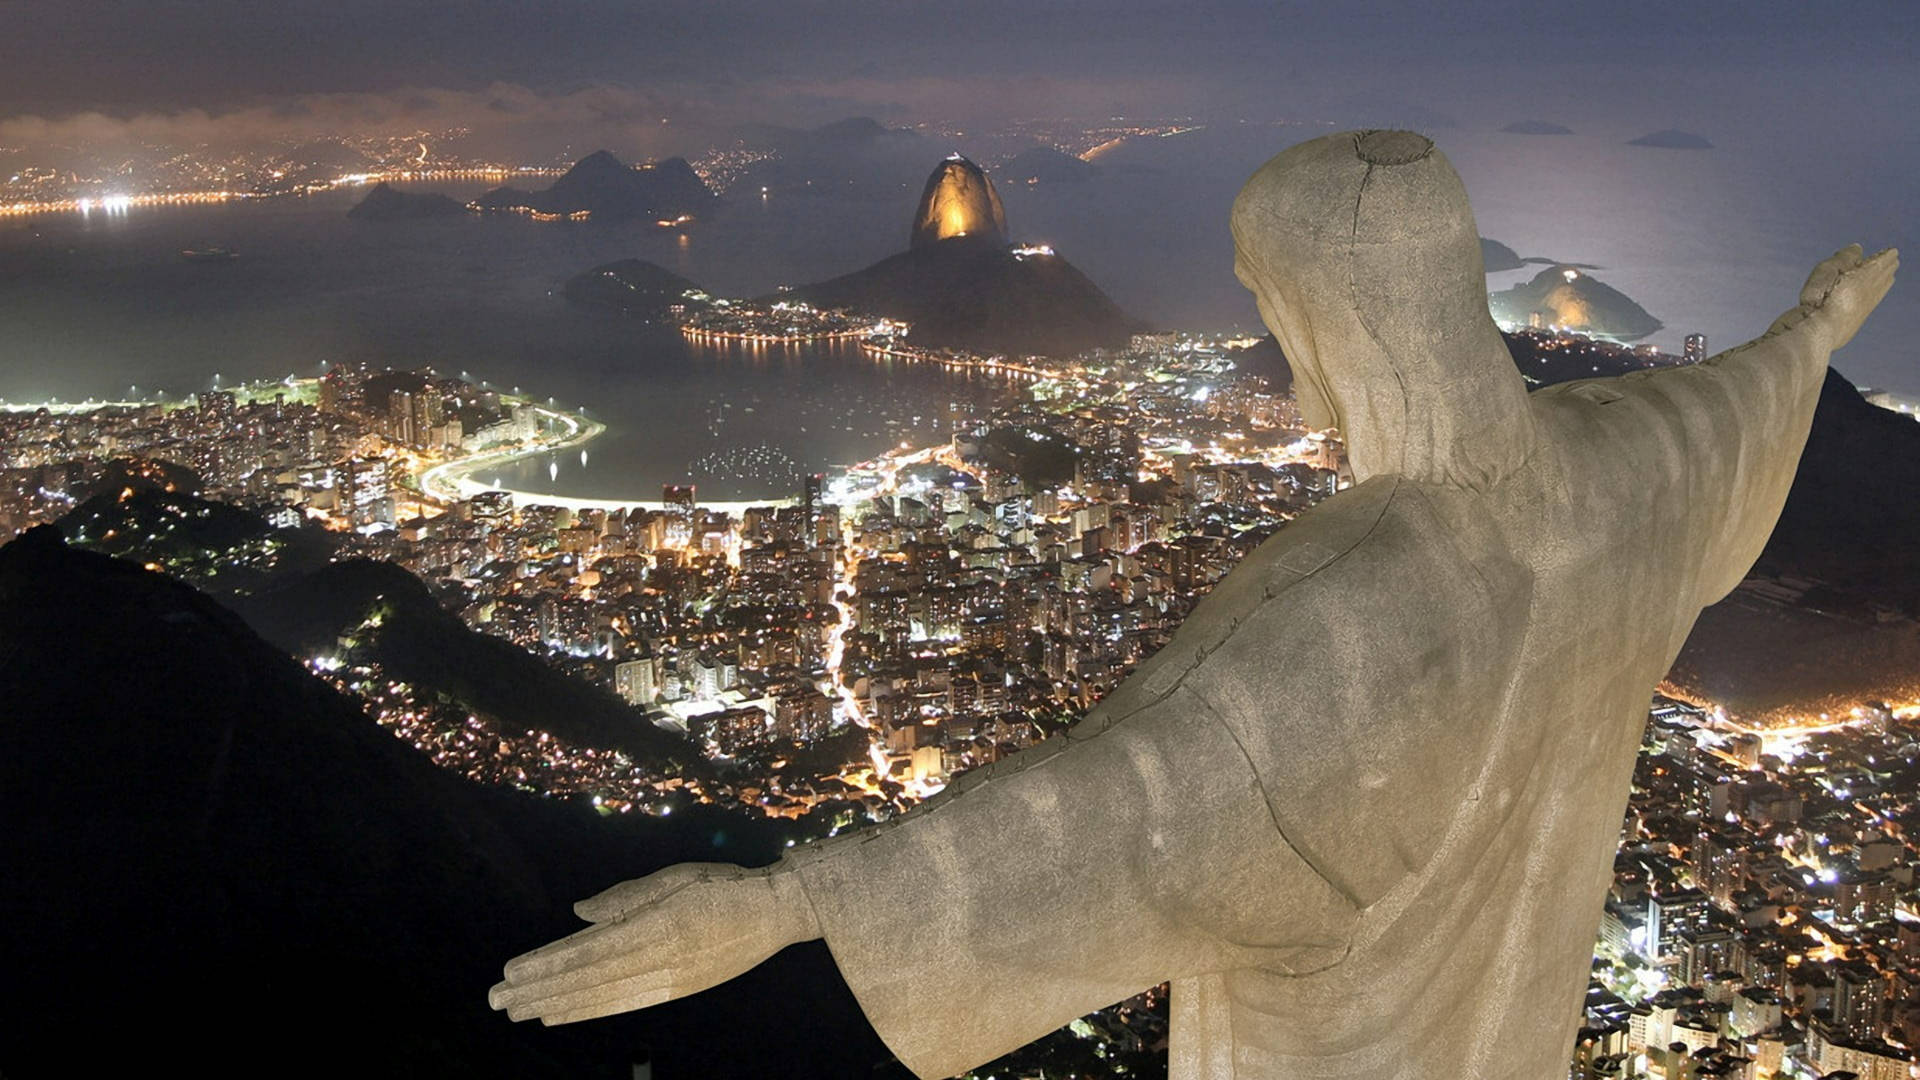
[1628,129,1714,150]
[1501,120,1574,135]
[473,150,713,222]
[1488,265,1663,341]
[346,182,467,220]
[561,259,708,319]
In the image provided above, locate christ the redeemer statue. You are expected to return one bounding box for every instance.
[489,130,1897,1079]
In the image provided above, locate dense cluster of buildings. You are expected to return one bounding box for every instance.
[678,300,887,344]
[0,333,1338,825]
[7,319,1915,1076]
[0,366,547,537]
[1578,692,1920,1079]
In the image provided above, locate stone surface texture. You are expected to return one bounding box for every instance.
[490,130,1897,1080]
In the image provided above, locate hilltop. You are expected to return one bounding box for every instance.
[348,181,468,220]
[0,527,898,1076]
[1489,265,1663,341]
[563,259,708,318]
[783,156,1143,356]
[475,151,713,221]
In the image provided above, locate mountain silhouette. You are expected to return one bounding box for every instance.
[476,151,713,221]
[563,258,707,317]
[0,526,898,1077]
[1755,367,1920,615]
[1489,265,1663,340]
[349,181,468,220]
[786,233,1144,356]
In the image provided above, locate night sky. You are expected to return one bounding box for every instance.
[2,0,1916,387]
[3,1,1911,134]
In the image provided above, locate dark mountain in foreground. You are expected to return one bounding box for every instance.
[1629,129,1713,150]
[476,151,713,221]
[348,181,469,220]
[1489,265,1663,341]
[56,487,703,772]
[1756,368,1920,614]
[0,528,896,1077]
[563,259,707,318]
[786,233,1145,356]
[999,145,1098,185]
[60,486,335,593]
[233,557,708,772]
[1667,369,1920,717]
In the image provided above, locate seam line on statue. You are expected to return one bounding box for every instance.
[1175,481,1399,914]
[790,865,828,944]
[1344,162,1416,480]
[1192,689,1364,914]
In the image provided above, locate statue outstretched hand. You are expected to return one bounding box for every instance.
[1769,243,1899,349]
[489,862,818,1025]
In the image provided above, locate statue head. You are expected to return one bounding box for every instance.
[1231,130,1536,490]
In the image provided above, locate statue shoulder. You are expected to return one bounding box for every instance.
[1123,477,1533,908]
[1086,477,1410,729]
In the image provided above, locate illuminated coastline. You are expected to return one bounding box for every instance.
[681,326,871,346]
[0,166,567,218]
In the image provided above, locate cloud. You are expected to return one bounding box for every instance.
[0,84,706,161]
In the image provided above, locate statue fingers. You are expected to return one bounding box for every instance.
[1810,246,1899,350]
[509,970,675,1025]
[492,940,675,1016]
[497,909,674,994]
[1800,243,1866,308]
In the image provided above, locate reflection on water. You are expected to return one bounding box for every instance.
[1,121,1912,476]
[0,183,1014,500]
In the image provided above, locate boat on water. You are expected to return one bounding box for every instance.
[180,245,239,262]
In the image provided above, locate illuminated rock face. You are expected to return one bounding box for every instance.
[1489,264,1664,341]
[909,155,1007,250]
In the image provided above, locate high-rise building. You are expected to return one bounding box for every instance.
[345,457,394,529]
[1684,333,1708,364]
[389,389,417,446]
[614,656,659,706]
[1831,959,1887,1041]
[801,472,823,545]
[662,484,696,547]
[1645,888,1710,960]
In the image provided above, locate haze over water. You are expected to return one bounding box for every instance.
[0,121,1912,502]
